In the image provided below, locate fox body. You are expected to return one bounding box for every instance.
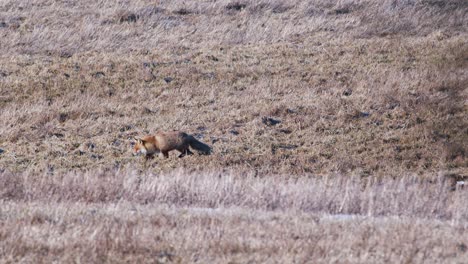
[133,131,211,159]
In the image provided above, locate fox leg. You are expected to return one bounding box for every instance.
[177,147,193,158]
[144,154,154,169]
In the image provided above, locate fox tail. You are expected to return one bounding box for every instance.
[187,135,212,155]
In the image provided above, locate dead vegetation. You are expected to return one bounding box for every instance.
[3,200,467,263]
[0,0,466,176]
[0,169,467,262]
[2,169,468,218]
[0,0,467,262]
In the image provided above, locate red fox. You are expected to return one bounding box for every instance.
[133,131,212,159]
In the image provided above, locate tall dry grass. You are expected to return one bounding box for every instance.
[1,169,467,220]
[1,169,467,263]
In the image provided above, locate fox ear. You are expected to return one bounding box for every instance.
[134,137,143,144]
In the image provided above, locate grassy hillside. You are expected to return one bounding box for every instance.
[0,0,467,262]
[0,0,466,176]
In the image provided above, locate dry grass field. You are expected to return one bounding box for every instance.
[0,0,467,262]
[1,170,468,263]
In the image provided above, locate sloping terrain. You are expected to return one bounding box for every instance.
[0,0,466,176]
[0,0,467,262]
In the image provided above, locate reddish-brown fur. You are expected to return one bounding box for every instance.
[133,131,211,159]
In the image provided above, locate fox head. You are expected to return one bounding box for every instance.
[133,137,147,156]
